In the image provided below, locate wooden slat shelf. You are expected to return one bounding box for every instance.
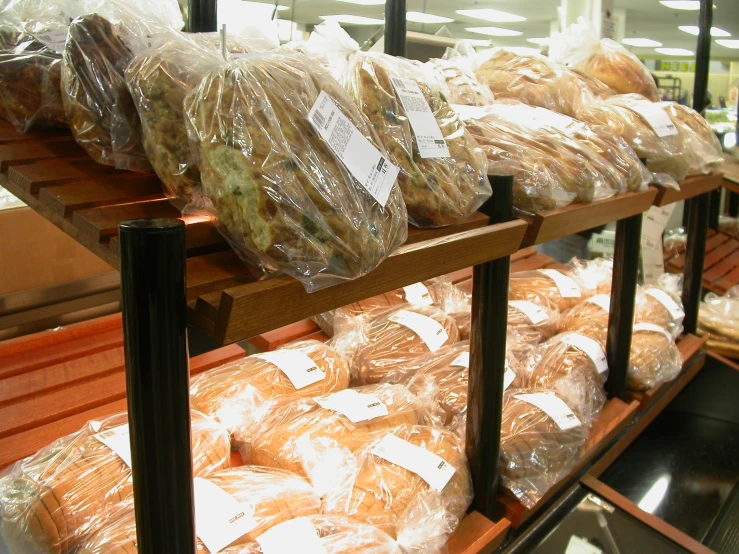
[519,189,659,247]
[652,173,723,206]
[665,229,739,294]
[722,154,739,189]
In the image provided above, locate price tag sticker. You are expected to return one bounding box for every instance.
[314,389,388,423]
[450,351,470,369]
[646,289,684,320]
[93,424,132,468]
[390,77,450,159]
[31,29,67,53]
[256,518,326,554]
[503,369,516,391]
[402,282,434,306]
[539,269,582,298]
[622,99,678,137]
[586,294,611,313]
[194,478,256,553]
[252,350,325,390]
[388,309,449,352]
[561,333,609,374]
[509,300,548,324]
[633,322,673,341]
[514,392,582,430]
[309,91,399,207]
[372,434,457,491]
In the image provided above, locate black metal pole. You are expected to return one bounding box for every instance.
[467,175,513,519]
[708,188,721,230]
[682,193,710,334]
[729,191,739,218]
[188,0,217,32]
[692,0,712,114]
[605,214,642,400]
[384,0,406,57]
[119,219,196,554]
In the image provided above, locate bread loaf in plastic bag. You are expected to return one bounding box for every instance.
[342,51,491,227]
[500,389,589,508]
[628,323,682,391]
[558,294,611,345]
[509,269,584,312]
[509,299,560,343]
[0,410,229,554]
[699,285,739,342]
[184,50,408,291]
[426,53,494,107]
[60,0,182,171]
[77,466,321,554]
[635,275,685,339]
[190,340,351,447]
[324,425,472,554]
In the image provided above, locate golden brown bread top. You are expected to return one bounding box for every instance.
[628,326,682,391]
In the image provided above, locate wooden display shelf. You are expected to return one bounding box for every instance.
[652,173,723,206]
[665,229,739,294]
[519,189,658,247]
[446,512,510,554]
[722,153,739,191]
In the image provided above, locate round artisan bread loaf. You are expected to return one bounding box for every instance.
[351,305,460,385]
[508,300,560,342]
[628,324,683,391]
[557,295,610,346]
[634,285,685,339]
[330,425,472,548]
[77,466,321,554]
[0,411,229,554]
[190,340,350,444]
[508,270,583,313]
[522,333,607,421]
[499,389,589,508]
[249,384,422,478]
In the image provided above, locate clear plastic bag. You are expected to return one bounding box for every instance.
[337,304,460,385]
[248,383,424,480]
[635,274,685,339]
[324,424,473,554]
[190,340,351,447]
[555,67,615,117]
[60,0,182,171]
[77,466,322,554]
[0,410,229,554]
[550,19,659,101]
[519,333,607,422]
[628,323,683,391]
[342,51,491,227]
[499,388,590,508]
[557,295,610,346]
[426,54,494,107]
[184,50,408,291]
[565,257,613,297]
[125,31,258,204]
[509,269,585,312]
[699,285,739,343]
[509,299,560,343]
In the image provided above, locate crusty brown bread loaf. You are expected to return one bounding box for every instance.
[328,425,472,549]
[350,305,460,385]
[634,285,685,339]
[249,384,422,479]
[77,466,321,554]
[628,325,683,391]
[557,296,610,346]
[0,411,229,554]
[508,270,583,313]
[509,300,560,342]
[500,389,588,508]
[190,340,350,446]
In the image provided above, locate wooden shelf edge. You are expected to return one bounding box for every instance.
[652,173,723,207]
[446,512,510,554]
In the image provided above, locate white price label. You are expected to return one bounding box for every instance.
[372,434,456,491]
[403,282,434,306]
[388,309,449,352]
[561,333,609,375]
[633,322,673,341]
[252,349,325,390]
[314,389,388,423]
[309,91,399,207]
[646,289,685,320]
[622,99,678,137]
[503,369,516,391]
[566,535,603,554]
[509,300,548,324]
[539,269,582,298]
[390,77,450,159]
[31,29,67,53]
[450,103,490,121]
[586,294,611,313]
[530,107,578,133]
[194,478,256,553]
[93,424,132,468]
[514,392,582,430]
[450,351,470,369]
[256,518,326,554]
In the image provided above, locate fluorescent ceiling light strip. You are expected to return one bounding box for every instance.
[655,47,694,56]
[406,11,454,24]
[241,0,289,10]
[455,9,525,23]
[336,0,385,4]
[319,14,384,25]
[678,25,730,37]
[716,39,739,49]
[659,1,715,10]
[465,26,522,37]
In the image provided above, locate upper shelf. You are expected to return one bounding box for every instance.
[652,173,723,206]
[0,121,724,344]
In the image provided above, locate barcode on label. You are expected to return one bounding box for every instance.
[311,109,326,128]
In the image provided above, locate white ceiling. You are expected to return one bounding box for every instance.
[264,0,739,58]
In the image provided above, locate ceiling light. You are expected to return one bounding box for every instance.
[659,1,715,9]
[336,0,385,4]
[678,25,730,36]
[455,9,525,23]
[655,47,694,56]
[406,12,453,24]
[526,37,550,45]
[319,14,384,25]
[239,0,289,10]
[465,26,522,37]
[622,38,663,47]
[716,39,739,49]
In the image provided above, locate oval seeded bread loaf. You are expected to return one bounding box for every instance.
[0,411,229,554]
[628,324,683,391]
[500,389,589,508]
[190,340,351,446]
[327,425,472,551]
[249,384,423,479]
[77,466,321,554]
[349,305,460,385]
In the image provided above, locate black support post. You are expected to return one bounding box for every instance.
[682,193,710,334]
[729,191,739,218]
[467,175,513,519]
[119,219,196,554]
[708,188,721,231]
[605,214,642,400]
[692,0,712,114]
[188,0,217,33]
[384,0,406,57]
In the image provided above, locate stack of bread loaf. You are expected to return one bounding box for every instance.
[699,285,739,344]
